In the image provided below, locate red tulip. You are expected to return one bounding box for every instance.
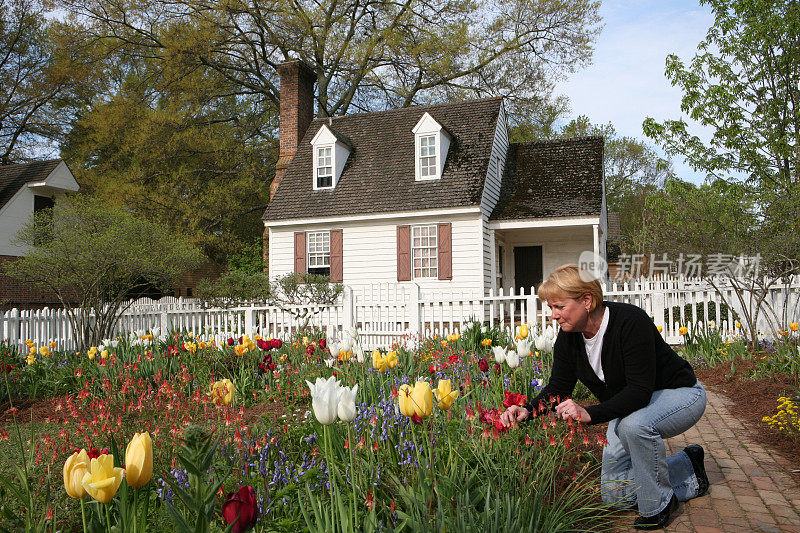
[318,338,326,349]
[502,391,528,409]
[477,359,489,372]
[222,486,259,533]
[272,339,282,349]
[227,338,235,346]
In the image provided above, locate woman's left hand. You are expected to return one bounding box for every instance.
[555,399,591,423]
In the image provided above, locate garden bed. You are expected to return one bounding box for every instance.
[696,361,800,482]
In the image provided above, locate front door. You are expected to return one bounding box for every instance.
[514,246,543,294]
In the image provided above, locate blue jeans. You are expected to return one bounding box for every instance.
[600,381,707,517]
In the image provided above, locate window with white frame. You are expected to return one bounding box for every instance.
[307,231,330,276]
[418,135,437,178]
[316,146,333,188]
[412,225,438,278]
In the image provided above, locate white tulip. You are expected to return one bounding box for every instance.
[324,358,336,368]
[347,327,358,340]
[515,338,532,358]
[492,346,507,364]
[505,350,520,369]
[354,344,366,363]
[337,384,358,422]
[545,326,556,340]
[534,335,547,352]
[151,327,161,337]
[328,342,342,359]
[342,337,354,351]
[306,376,342,425]
[110,339,119,348]
[545,338,555,352]
[135,329,145,338]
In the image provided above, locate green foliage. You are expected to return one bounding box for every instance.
[665,300,737,327]
[5,195,203,349]
[643,0,800,264]
[56,0,601,123]
[196,270,271,309]
[162,427,232,532]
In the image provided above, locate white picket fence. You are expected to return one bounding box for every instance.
[3,277,800,352]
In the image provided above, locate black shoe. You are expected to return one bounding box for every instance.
[633,494,678,530]
[683,444,709,497]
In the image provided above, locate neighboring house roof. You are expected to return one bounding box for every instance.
[263,97,503,222]
[490,137,604,220]
[0,159,63,211]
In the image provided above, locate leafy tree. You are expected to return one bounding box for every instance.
[0,0,86,163]
[642,0,800,266]
[55,0,602,121]
[6,195,204,349]
[59,43,275,264]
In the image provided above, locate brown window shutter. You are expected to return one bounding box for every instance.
[330,229,343,282]
[438,222,452,280]
[397,225,411,281]
[294,231,307,274]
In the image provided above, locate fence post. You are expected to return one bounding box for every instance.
[342,286,354,333]
[526,290,537,327]
[245,307,256,337]
[8,308,20,349]
[409,283,421,342]
[160,311,170,336]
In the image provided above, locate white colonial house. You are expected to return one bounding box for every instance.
[263,60,607,298]
[0,159,80,307]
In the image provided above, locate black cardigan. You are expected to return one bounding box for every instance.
[524,301,697,425]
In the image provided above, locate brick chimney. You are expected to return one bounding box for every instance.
[270,59,317,200]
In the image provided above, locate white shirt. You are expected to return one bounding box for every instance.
[583,306,610,382]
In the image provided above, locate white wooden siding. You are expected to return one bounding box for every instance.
[268,213,485,296]
[479,103,510,294]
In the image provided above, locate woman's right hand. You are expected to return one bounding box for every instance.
[500,405,530,427]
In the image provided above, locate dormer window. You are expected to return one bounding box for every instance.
[311,124,351,190]
[412,112,451,181]
[419,135,437,178]
[316,146,333,188]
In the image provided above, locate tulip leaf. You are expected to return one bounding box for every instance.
[162,499,193,533]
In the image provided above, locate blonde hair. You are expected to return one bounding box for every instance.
[537,264,603,312]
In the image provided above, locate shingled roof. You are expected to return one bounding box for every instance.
[0,159,63,211]
[489,137,604,220]
[263,98,503,222]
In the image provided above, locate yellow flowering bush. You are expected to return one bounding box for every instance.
[762,396,800,438]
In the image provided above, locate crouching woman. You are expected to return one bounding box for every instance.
[501,264,709,530]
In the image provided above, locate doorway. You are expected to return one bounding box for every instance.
[514,246,543,293]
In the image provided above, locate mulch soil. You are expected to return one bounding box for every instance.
[695,360,800,482]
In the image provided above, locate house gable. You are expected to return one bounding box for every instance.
[310,124,352,190]
[411,112,452,181]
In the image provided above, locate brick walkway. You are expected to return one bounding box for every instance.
[654,388,800,532]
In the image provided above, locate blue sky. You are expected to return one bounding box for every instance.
[555,0,715,183]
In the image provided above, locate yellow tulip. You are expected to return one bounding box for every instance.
[302,336,309,346]
[49,342,57,349]
[679,327,688,336]
[452,332,460,341]
[100,349,109,360]
[88,347,98,358]
[398,384,415,417]
[26,354,35,365]
[63,449,90,499]
[481,338,492,347]
[125,432,153,488]
[410,381,434,418]
[434,379,459,410]
[385,350,399,369]
[88,351,95,361]
[790,322,799,332]
[656,326,663,333]
[210,379,234,406]
[234,344,248,356]
[518,325,529,339]
[29,346,36,356]
[81,454,124,504]
[39,346,51,357]
[372,351,387,373]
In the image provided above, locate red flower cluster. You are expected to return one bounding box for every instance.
[222,485,259,533]
[257,339,282,351]
[502,391,528,409]
[258,352,276,375]
[1,364,13,373]
[478,407,508,437]
[477,358,489,372]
